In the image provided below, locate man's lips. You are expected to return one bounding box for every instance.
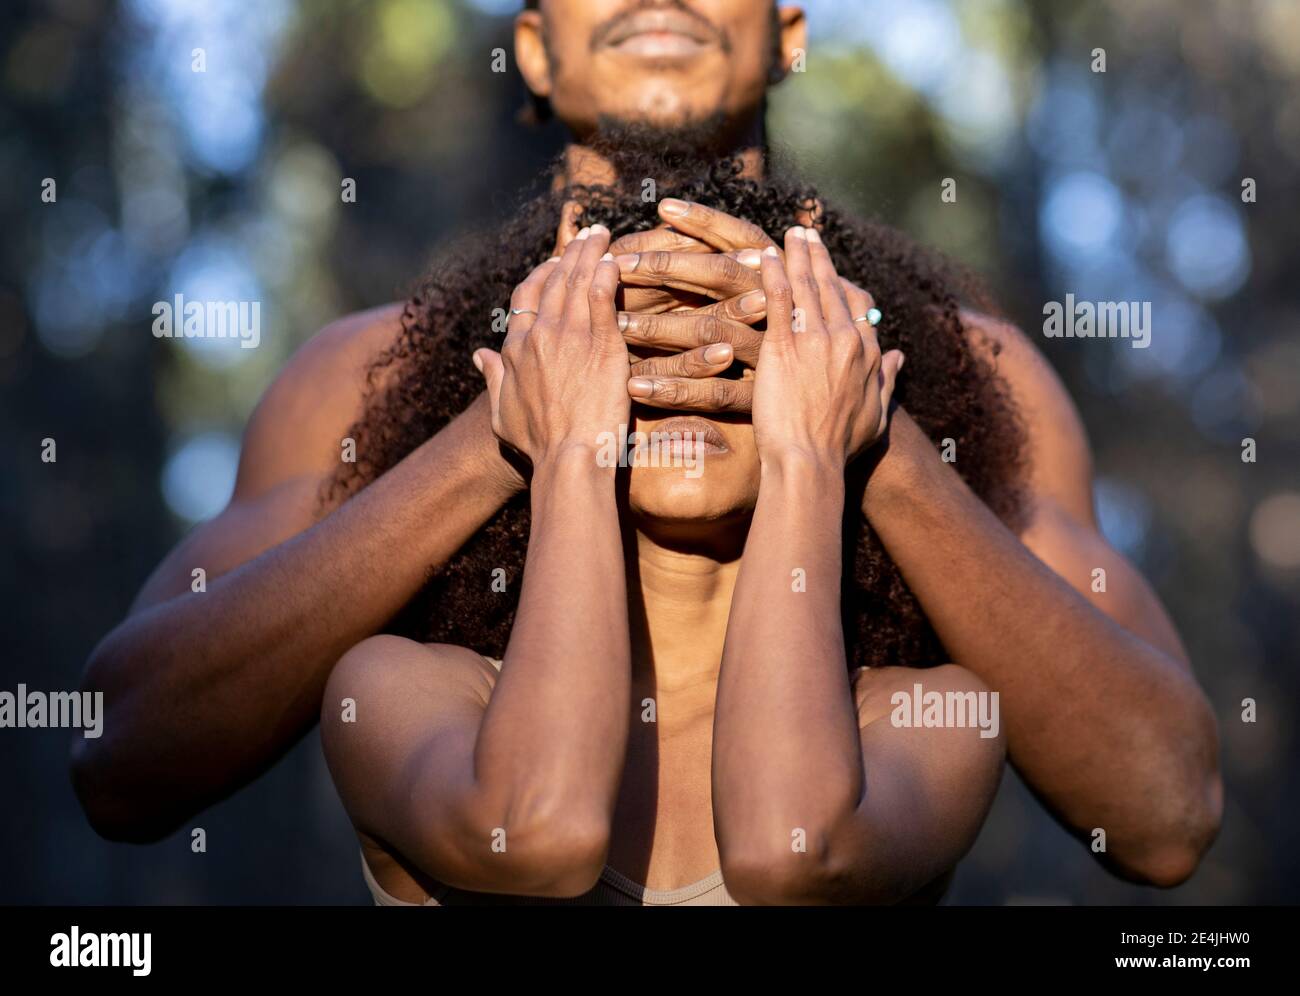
[601,9,716,49]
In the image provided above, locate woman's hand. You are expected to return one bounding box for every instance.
[473,225,629,467]
[752,226,904,467]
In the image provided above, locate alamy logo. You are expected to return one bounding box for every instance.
[0,686,103,738]
[1043,294,1151,349]
[595,425,706,478]
[50,927,151,976]
[152,293,261,349]
[890,682,1000,739]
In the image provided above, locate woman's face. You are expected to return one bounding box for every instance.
[622,400,761,529]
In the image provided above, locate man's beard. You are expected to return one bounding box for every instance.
[585,111,751,182]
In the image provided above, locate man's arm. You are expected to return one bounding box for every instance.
[860,315,1221,886]
[72,305,521,842]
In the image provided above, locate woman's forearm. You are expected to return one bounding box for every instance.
[713,455,867,887]
[471,447,631,847]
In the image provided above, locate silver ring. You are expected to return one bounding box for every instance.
[853,307,882,327]
[510,308,537,317]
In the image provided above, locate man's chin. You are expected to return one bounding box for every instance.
[586,109,738,166]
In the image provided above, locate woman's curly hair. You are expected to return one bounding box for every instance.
[327,139,1028,670]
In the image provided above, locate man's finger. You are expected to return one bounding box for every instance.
[630,343,735,380]
[657,199,778,253]
[693,289,767,325]
[623,286,713,314]
[552,199,584,256]
[616,251,761,300]
[626,374,753,413]
[620,312,762,366]
[610,226,710,256]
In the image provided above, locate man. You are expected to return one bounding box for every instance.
[73,0,1220,889]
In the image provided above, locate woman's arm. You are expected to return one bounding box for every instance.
[713,227,1002,904]
[324,225,635,897]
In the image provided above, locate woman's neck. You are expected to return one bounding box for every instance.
[624,528,740,718]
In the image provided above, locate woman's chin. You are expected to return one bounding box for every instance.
[624,467,756,526]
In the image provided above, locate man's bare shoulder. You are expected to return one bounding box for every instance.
[960,309,1095,523]
[234,302,406,498]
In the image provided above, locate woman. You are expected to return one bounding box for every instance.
[320,167,1014,903]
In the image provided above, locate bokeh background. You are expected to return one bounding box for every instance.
[2,0,1297,904]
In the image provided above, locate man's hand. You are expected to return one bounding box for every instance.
[608,198,882,415]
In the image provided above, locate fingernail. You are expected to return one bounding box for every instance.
[589,224,608,234]
[547,256,560,263]
[897,353,906,372]
[617,313,630,331]
[471,350,484,373]
[660,198,688,216]
[739,290,766,314]
[576,227,591,240]
[762,246,780,257]
[616,253,640,269]
[806,227,821,244]
[704,343,732,363]
[736,248,762,268]
[628,378,655,397]
[600,252,614,261]
[788,226,805,239]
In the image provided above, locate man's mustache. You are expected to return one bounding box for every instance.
[589,1,730,53]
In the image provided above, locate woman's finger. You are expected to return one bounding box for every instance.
[472,348,505,420]
[616,251,761,300]
[626,374,753,413]
[759,246,793,347]
[879,350,904,422]
[840,277,875,320]
[504,256,559,347]
[782,227,823,333]
[620,312,762,366]
[804,228,853,329]
[538,225,593,322]
[656,199,778,253]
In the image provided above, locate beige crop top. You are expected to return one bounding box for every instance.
[359,655,737,907]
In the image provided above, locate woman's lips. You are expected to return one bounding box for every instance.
[637,416,730,455]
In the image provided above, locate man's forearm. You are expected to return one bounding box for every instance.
[74,398,519,840]
[861,410,1220,882]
